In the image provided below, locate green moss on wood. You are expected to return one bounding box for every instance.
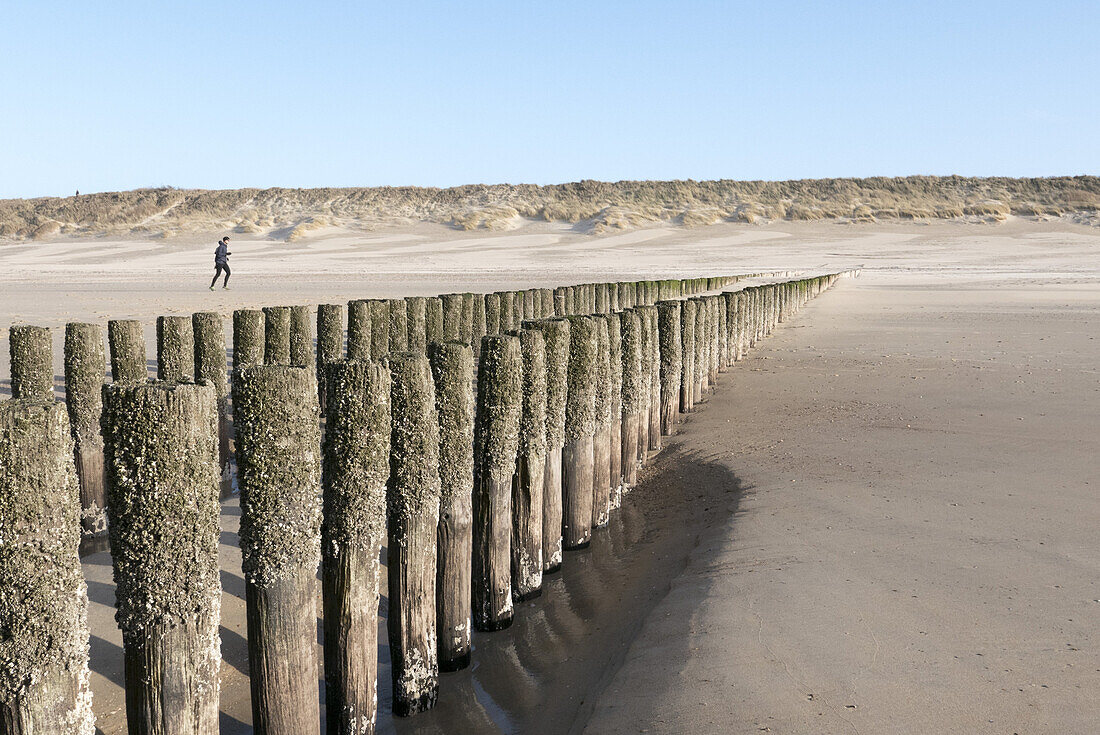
[101,382,220,641]
[620,310,643,416]
[564,316,596,442]
[657,301,682,399]
[322,360,390,557]
[428,342,474,504]
[9,325,53,399]
[387,353,442,531]
[594,318,611,428]
[475,335,522,483]
[517,329,547,463]
[525,318,569,449]
[233,366,322,586]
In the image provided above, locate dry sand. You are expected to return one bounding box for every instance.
[2,218,1098,733]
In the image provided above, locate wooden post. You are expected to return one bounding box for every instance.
[262,306,291,366]
[473,334,522,630]
[388,298,409,353]
[513,327,546,601]
[321,360,390,734]
[9,325,53,399]
[563,287,576,316]
[156,316,194,383]
[64,322,107,536]
[346,300,372,361]
[405,296,427,353]
[367,299,390,360]
[460,293,476,347]
[553,288,567,317]
[645,306,662,451]
[192,312,231,487]
[604,313,623,510]
[101,381,221,734]
[657,301,682,435]
[232,309,264,370]
[694,297,708,398]
[678,297,694,414]
[428,342,475,671]
[440,294,463,343]
[592,317,612,528]
[562,315,596,549]
[316,303,345,413]
[484,292,501,336]
[109,319,147,383]
[707,296,720,385]
[636,307,652,463]
[528,318,569,574]
[233,366,322,734]
[620,310,642,490]
[497,291,515,333]
[425,297,444,346]
[387,352,441,715]
[0,400,95,735]
[289,305,313,369]
[471,293,486,355]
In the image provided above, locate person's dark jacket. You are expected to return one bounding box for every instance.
[215,242,230,264]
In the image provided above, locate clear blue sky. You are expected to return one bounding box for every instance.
[3,1,1098,199]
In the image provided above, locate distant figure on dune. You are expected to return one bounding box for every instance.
[209,236,231,290]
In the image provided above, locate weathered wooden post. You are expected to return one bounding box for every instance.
[9,325,53,399]
[540,288,554,319]
[109,319,147,383]
[346,300,372,361]
[232,309,264,370]
[192,312,231,485]
[717,293,729,370]
[156,316,195,383]
[0,400,95,734]
[707,296,720,385]
[441,293,464,343]
[497,291,515,333]
[563,315,596,549]
[679,299,696,412]
[405,296,427,353]
[484,292,501,336]
[471,293,487,355]
[262,306,291,366]
[635,307,652,462]
[233,365,322,733]
[592,317,612,528]
[694,297,708,398]
[64,322,107,535]
[513,327,546,601]
[101,381,221,734]
[368,300,390,360]
[387,353,441,715]
[527,318,569,574]
[553,288,567,317]
[321,360,390,734]
[428,342,474,671]
[657,301,682,435]
[460,292,476,347]
[604,313,623,510]
[316,303,345,412]
[620,310,642,489]
[473,334,522,630]
[289,305,313,369]
[425,297,444,345]
[388,298,409,353]
[645,306,662,451]
[563,286,576,316]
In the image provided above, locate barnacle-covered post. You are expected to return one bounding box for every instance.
[620,310,642,489]
[289,305,313,369]
[592,318,612,528]
[386,353,441,715]
[635,307,653,462]
[595,283,609,314]
[367,299,390,360]
[109,319,147,383]
[346,300,372,361]
[657,301,682,435]
[0,400,95,734]
[388,298,409,353]
[428,342,475,671]
[460,292,476,347]
[496,291,515,333]
[528,318,569,573]
[471,293,486,356]
[473,334,522,630]
[261,306,291,366]
[405,296,428,353]
[64,322,107,535]
[512,327,546,601]
[679,299,695,412]
[645,306,662,452]
[717,292,729,370]
[540,288,554,319]
[707,296,720,386]
[316,303,345,412]
[604,313,623,509]
[693,297,708,398]
[441,293,464,343]
[101,381,221,733]
[563,286,576,316]
[9,325,53,399]
[321,360,390,735]
[553,288,567,317]
[233,365,322,733]
[232,309,264,370]
[156,316,194,383]
[484,292,501,336]
[524,289,541,322]
[425,297,444,346]
[192,312,231,485]
[562,315,596,549]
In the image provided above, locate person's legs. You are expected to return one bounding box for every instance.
[222,263,231,287]
[210,265,221,289]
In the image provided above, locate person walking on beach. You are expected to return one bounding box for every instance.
[210,236,231,290]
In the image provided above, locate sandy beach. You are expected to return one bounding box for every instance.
[3,218,1098,733]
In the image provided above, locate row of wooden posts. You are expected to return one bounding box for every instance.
[0,270,852,734]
